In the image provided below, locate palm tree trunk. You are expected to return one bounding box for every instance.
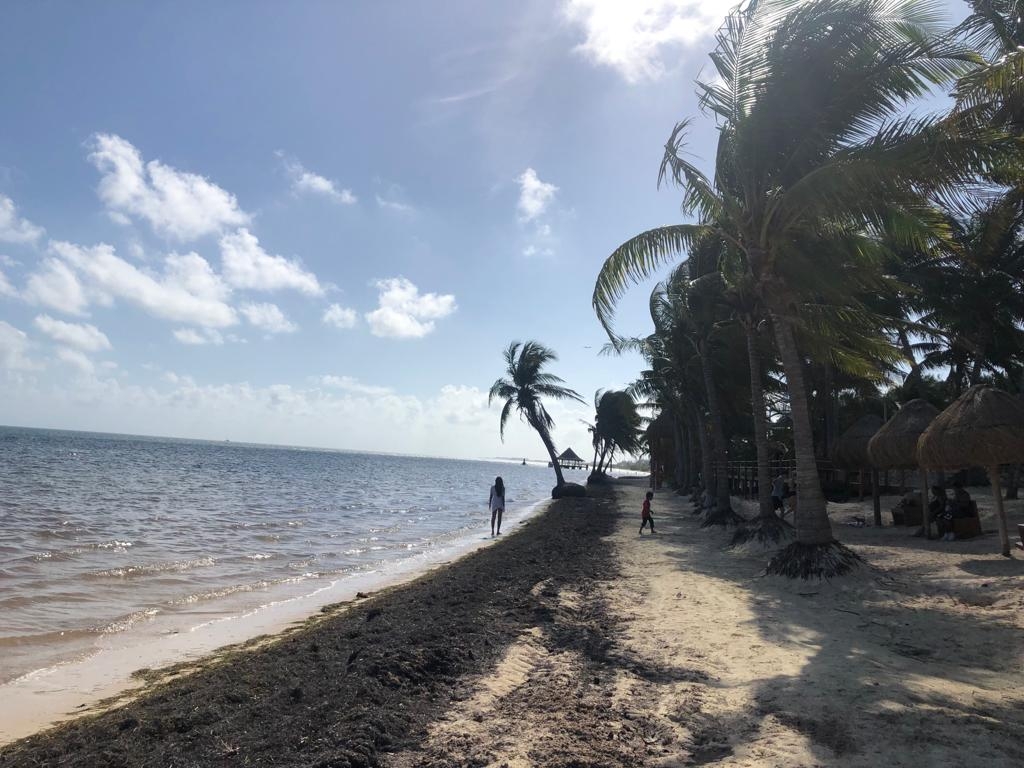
[745,324,774,518]
[692,403,713,505]
[698,343,733,517]
[672,415,687,488]
[531,416,565,487]
[772,316,832,545]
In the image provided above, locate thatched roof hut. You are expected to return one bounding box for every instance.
[833,415,884,469]
[917,385,1024,557]
[867,399,940,470]
[917,385,1024,470]
[556,448,587,470]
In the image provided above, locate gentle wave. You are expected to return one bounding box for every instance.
[85,557,215,579]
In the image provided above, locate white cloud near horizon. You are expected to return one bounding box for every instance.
[322,303,358,329]
[0,321,39,371]
[33,315,112,352]
[516,168,558,222]
[0,367,593,461]
[240,301,298,334]
[563,0,734,82]
[219,228,323,296]
[55,347,95,374]
[88,134,250,241]
[315,374,394,396]
[279,153,357,205]
[0,194,45,244]
[365,277,456,339]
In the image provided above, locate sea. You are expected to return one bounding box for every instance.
[0,426,561,691]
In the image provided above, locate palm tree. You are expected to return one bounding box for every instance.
[595,0,1004,576]
[489,341,585,493]
[589,389,644,476]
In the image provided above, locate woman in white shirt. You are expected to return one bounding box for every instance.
[489,476,505,536]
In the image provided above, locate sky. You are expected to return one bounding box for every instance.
[0,0,969,460]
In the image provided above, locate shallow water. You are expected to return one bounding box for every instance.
[0,426,559,683]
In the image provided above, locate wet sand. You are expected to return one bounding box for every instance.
[4,481,1023,766]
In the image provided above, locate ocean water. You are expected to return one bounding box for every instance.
[0,426,561,685]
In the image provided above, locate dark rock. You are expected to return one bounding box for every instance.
[551,482,587,499]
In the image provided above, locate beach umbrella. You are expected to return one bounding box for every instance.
[868,399,940,536]
[832,414,884,523]
[918,385,1024,557]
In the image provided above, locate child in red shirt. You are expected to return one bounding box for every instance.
[639,491,655,534]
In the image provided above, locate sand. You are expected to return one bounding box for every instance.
[3,481,1023,766]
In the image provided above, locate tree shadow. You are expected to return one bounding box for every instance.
[633,489,1024,764]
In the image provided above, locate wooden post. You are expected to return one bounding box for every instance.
[920,468,931,539]
[871,468,881,527]
[858,469,865,503]
[990,466,1011,557]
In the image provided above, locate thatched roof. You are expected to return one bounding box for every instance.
[867,399,940,469]
[832,414,884,469]
[918,385,1024,469]
[557,448,585,463]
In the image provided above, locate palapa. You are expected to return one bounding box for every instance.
[868,399,940,538]
[918,385,1024,557]
[833,414,884,523]
[833,415,884,469]
[867,399,940,469]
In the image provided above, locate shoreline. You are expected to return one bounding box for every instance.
[0,496,551,746]
[4,481,1022,765]
[0,489,618,765]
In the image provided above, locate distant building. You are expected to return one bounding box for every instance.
[553,448,587,470]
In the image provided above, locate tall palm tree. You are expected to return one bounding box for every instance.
[489,341,585,491]
[594,0,1004,576]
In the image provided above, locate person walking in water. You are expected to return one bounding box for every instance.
[489,476,505,536]
[639,491,655,534]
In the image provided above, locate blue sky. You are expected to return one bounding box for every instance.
[0,1,968,459]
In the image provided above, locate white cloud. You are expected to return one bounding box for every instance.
[173,328,224,345]
[279,154,357,205]
[240,302,298,334]
[0,321,39,371]
[23,258,90,315]
[33,315,112,352]
[563,0,733,82]
[315,375,394,396]
[0,194,45,244]
[0,267,15,297]
[322,303,358,329]
[88,133,250,240]
[375,195,415,215]
[523,244,555,258]
[219,228,323,296]
[55,347,95,374]
[365,277,456,339]
[51,241,237,328]
[517,168,558,222]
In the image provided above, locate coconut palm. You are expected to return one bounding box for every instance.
[589,389,644,476]
[489,341,584,492]
[594,0,1005,576]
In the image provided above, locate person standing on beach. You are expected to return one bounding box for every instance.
[639,491,655,534]
[489,476,505,536]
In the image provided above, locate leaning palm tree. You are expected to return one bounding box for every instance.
[489,341,585,494]
[594,0,1006,576]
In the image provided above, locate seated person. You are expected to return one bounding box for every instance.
[894,489,920,513]
[950,481,974,518]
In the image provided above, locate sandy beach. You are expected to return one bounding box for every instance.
[3,480,1023,766]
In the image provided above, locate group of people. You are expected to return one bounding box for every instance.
[922,481,974,540]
